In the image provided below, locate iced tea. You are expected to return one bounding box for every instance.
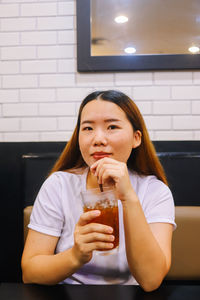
[84,205,119,249]
[81,187,119,253]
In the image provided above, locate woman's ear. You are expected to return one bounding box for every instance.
[132,130,142,149]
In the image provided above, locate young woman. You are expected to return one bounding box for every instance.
[21,90,176,291]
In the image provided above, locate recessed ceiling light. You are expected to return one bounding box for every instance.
[188,46,200,54]
[115,16,128,24]
[124,47,136,54]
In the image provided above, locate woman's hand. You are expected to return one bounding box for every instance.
[72,210,114,265]
[90,157,136,201]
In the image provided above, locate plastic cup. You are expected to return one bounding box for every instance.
[81,187,119,255]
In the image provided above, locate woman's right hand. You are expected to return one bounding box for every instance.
[72,210,114,265]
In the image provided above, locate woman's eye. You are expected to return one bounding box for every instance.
[83,126,92,131]
[108,125,118,130]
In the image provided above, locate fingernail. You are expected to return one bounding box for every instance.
[93,210,100,216]
[108,227,113,233]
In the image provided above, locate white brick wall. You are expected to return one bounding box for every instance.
[20,88,55,102]
[37,16,74,30]
[20,3,57,16]
[3,75,38,88]
[39,103,75,116]
[21,31,57,45]
[21,117,57,131]
[0,0,200,142]
[21,60,57,74]
[1,18,36,31]
[0,61,19,74]
[2,46,36,60]
[0,4,19,18]
[0,33,20,45]
[3,103,38,116]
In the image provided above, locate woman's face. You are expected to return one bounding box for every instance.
[78,100,141,167]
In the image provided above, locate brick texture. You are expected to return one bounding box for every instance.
[0,0,200,142]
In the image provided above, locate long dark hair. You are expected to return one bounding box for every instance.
[50,90,168,185]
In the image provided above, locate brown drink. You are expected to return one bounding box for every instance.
[84,205,119,249]
[81,187,119,254]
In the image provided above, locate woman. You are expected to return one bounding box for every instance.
[21,90,176,291]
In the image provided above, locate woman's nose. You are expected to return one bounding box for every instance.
[93,129,107,145]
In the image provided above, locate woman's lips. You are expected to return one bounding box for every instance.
[92,153,111,160]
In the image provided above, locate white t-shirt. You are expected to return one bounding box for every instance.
[28,168,176,285]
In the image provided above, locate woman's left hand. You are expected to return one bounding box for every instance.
[90,157,135,201]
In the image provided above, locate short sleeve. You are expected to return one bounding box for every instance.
[142,178,176,230]
[28,173,64,237]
